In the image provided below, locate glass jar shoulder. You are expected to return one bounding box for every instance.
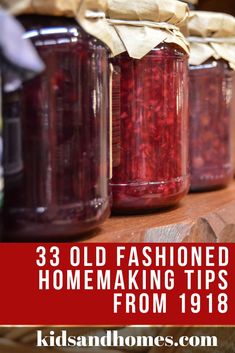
[112,43,187,64]
[19,15,105,50]
[189,59,233,76]
[149,43,187,61]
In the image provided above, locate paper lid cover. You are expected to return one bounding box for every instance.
[106,0,190,59]
[188,11,235,69]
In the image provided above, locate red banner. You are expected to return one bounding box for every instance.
[0,243,234,326]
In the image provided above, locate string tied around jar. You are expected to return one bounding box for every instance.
[104,0,190,59]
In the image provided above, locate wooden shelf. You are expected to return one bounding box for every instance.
[81,181,235,243]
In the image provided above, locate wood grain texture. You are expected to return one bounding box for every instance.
[80,182,235,243]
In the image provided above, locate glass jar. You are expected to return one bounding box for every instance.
[0,80,2,210]
[189,59,234,191]
[110,43,190,213]
[2,15,110,240]
[0,80,2,240]
[233,78,235,176]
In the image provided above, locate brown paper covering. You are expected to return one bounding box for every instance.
[105,0,190,58]
[188,11,235,69]
[0,0,189,58]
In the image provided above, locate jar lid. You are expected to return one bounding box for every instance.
[188,11,235,38]
[188,11,235,69]
[0,0,113,51]
[105,0,190,59]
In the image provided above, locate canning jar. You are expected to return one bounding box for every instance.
[189,60,234,190]
[232,78,235,175]
[0,86,2,209]
[2,15,110,240]
[111,42,190,213]
[0,83,2,239]
[188,11,235,191]
[0,8,44,236]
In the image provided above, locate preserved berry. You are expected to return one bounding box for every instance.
[0,87,2,209]
[189,60,234,191]
[3,16,110,240]
[110,43,190,213]
[232,78,235,175]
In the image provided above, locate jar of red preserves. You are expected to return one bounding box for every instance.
[108,0,190,213]
[2,13,111,240]
[233,134,235,177]
[188,11,235,191]
[0,8,44,219]
[0,87,2,210]
[232,78,235,176]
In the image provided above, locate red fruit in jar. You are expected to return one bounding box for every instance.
[110,43,190,213]
[189,60,234,191]
[2,16,110,240]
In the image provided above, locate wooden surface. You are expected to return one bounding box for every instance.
[81,181,235,243]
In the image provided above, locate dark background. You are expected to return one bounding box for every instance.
[197,0,235,16]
